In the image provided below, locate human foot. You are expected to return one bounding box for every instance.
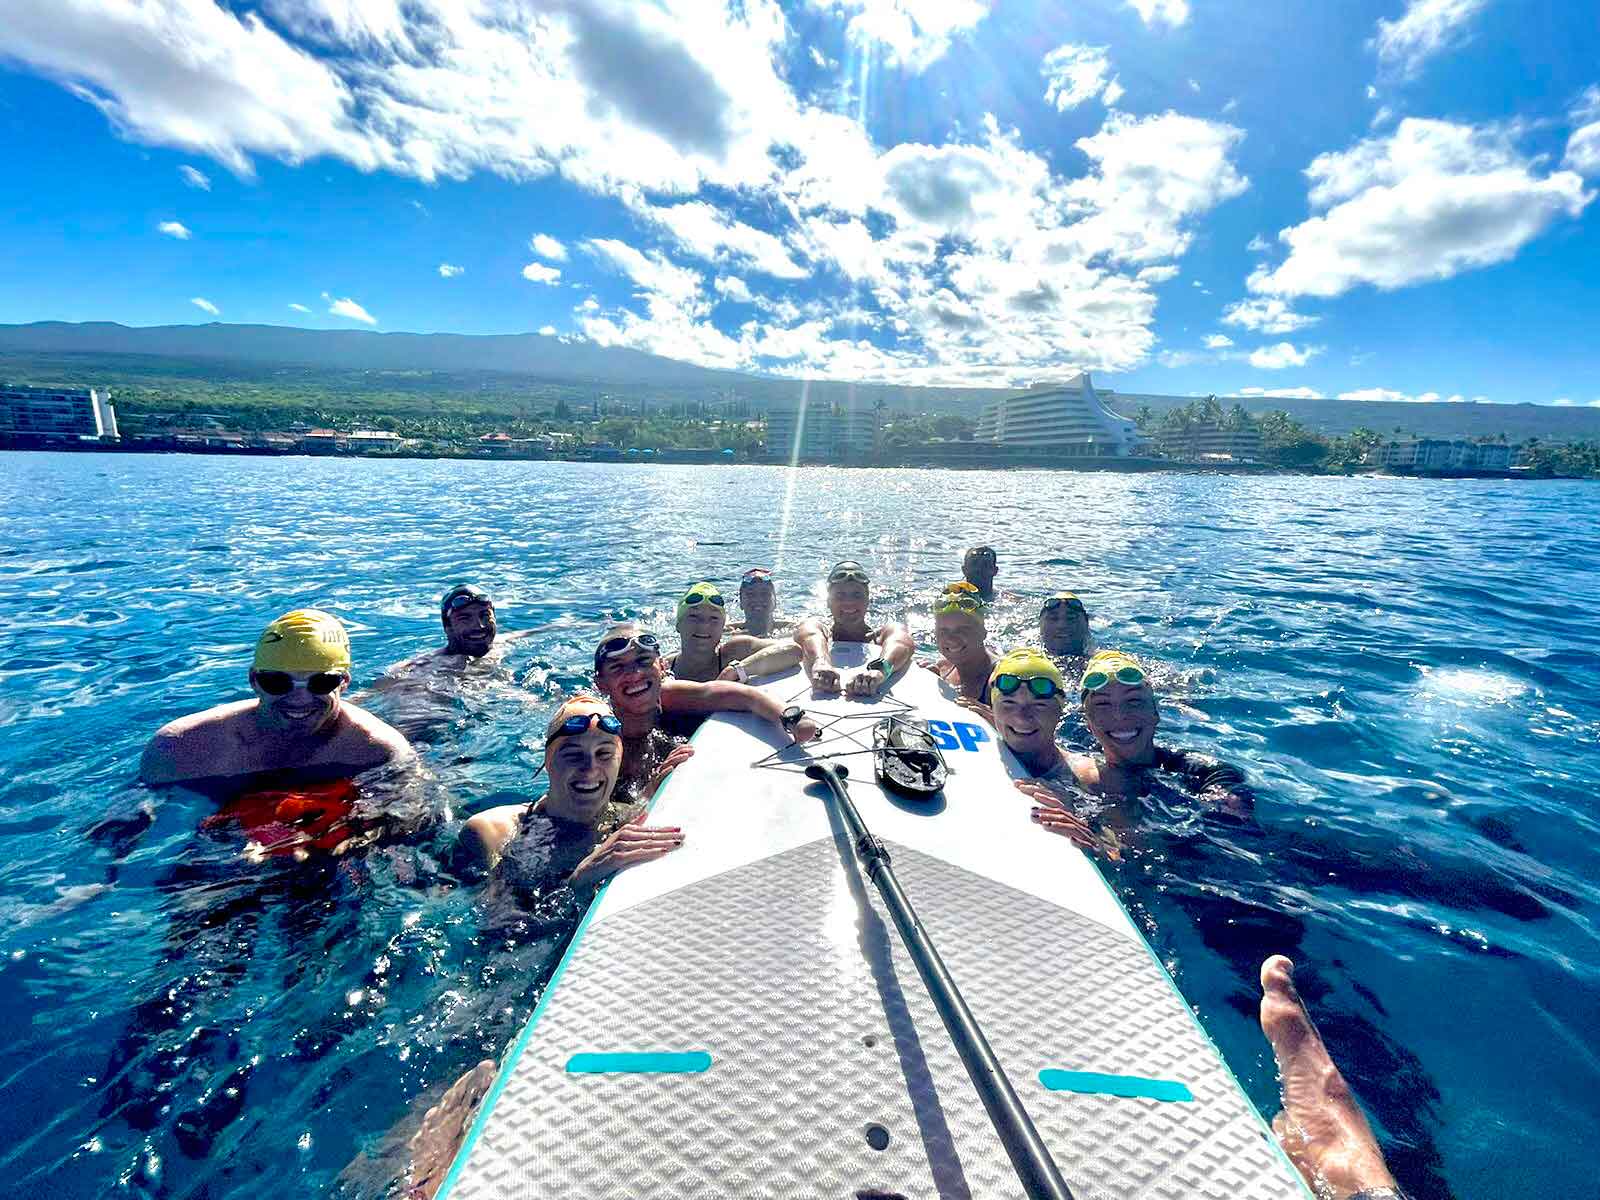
[1259,955,1399,1199]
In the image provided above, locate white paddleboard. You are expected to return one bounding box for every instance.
[438,645,1312,1199]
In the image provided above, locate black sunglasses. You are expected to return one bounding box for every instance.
[443,592,491,613]
[593,632,661,669]
[1042,597,1086,615]
[547,712,624,741]
[681,591,726,607]
[254,670,347,696]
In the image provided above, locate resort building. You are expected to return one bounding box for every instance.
[0,384,119,440]
[1153,421,1262,463]
[765,402,878,462]
[1368,439,1514,472]
[973,375,1139,457]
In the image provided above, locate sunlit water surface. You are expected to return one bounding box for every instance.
[2,453,1597,1200]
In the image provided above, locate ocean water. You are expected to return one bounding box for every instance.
[1,450,1596,1200]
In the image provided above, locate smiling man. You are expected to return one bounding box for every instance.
[794,560,916,696]
[139,609,412,786]
[927,583,998,702]
[1039,591,1094,661]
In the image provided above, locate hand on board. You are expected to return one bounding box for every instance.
[954,696,994,727]
[788,715,822,744]
[569,813,685,888]
[810,665,842,694]
[646,744,695,799]
[847,668,886,697]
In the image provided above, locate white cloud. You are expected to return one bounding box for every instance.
[1040,44,1123,112]
[190,296,219,315]
[1239,386,1324,399]
[288,302,311,313]
[1126,0,1188,29]
[521,262,563,285]
[1222,296,1318,333]
[1203,333,1233,348]
[715,275,755,302]
[437,262,464,278]
[529,233,568,261]
[1138,265,1180,283]
[1338,387,1463,403]
[1245,234,1270,254]
[1252,119,1593,300]
[324,293,377,324]
[178,164,210,190]
[1372,0,1487,77]
[1249,341,1319,369]
[821,0,991,72]
[1565,86,1600,176]
[538,325,558,336]
[1062,110,1248,263]
[158,220,191,239]
[633,199,807,278]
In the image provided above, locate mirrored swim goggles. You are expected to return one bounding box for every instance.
[680,589,726,608]
[966,546,996,561]
[1080,663,1147,692]
[593,631,661,670]
[828,562,870,585]
[254,670,347,696]
[546,711,624,742]
[740,568,773,587]
[992,673,1063,699]
[1041,596,1086,615]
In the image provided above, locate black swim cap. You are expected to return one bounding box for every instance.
[441,583,492,615]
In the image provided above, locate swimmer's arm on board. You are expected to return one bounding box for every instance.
[719,637,802,680]
[792,617,832,684]
[661,680,819,743]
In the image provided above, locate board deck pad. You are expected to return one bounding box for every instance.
[440,648,1311,1199]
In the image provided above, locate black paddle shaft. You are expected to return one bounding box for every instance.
[805,762,1076,1200]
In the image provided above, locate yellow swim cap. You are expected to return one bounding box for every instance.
[1079,650,1148,694]
[676,582,725,622]
[987,647,1065,694]
[252,609,352,674]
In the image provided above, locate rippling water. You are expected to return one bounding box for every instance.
[2,451,1596,1200]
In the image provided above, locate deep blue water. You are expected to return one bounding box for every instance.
[1,451,1597,1200]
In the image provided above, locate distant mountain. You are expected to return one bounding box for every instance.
[3,321,1598,442]
[0,320,1009,414]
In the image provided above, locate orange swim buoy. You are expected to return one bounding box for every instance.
[204,778,362,856]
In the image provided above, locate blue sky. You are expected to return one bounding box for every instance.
[1,0,1597,406]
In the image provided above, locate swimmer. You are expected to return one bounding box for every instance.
[924,583,998,703]
[1258,955,1411,1200]
[140,609,412,786]
[1039,591,1093,661]
[402,696,684,1200]
[593,623,820,802]
[985,649,1251,850]
[793,560,916,697]
[962,544,999,602]
[375,584,531,686]
[662,582,800,683]
[728,567,786,638]
[459,695,685,888]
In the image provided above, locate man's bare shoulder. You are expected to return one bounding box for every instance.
[141,701,256,783]
[336,703,414,761]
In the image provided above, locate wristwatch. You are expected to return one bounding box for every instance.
[864,657,888,674]
[730,660,749,682]
[780,705,805,730]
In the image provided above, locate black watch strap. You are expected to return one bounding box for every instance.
[780,705,804,728]
[864,657,888,673]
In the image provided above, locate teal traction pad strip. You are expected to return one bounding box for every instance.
[1038,1069,1194,1103]
[567,1051,713,1074]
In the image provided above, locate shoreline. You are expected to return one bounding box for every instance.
[0,438,1586,480]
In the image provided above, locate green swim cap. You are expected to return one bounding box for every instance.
[676,583,725,622]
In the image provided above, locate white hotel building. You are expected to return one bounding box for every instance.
[0,384,119,440]
[974,374,1141,457]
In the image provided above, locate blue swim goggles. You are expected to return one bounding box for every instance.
[546,712,624,742]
